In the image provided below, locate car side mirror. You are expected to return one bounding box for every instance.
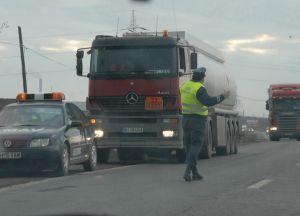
[76,50,84,76]
[265,100,269,110]
[70,120,82,128]
[190,53,197,69]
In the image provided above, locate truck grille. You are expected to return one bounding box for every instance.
[278,115,297,133]
[96,96,146,112]
[107,132,157,138]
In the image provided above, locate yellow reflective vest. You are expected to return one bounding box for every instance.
[180,80,208,116]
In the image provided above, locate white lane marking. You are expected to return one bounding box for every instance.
[0,164,140,193]
[296,162,300,166]
[248,179,273,189]
[79,164,141,175]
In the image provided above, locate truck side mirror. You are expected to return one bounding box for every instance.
[76,50,84,76]
[265,100,269,110]
[190,53,197,69]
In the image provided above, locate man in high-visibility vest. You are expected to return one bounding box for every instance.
[180,67,230,181]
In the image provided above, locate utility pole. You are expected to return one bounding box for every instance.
[18,26,27,93]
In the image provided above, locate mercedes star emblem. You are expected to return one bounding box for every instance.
[126,92,139,104]
[3,139,13,148]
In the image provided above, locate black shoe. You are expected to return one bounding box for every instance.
[183,166,192,182]
[192,166,203,181]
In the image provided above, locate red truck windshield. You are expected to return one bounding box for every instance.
[90,46,177,78]
[273,99,300,111]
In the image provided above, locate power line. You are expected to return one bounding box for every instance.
[0,40,19,46]
[0,69,73,77]
[24,46,74,70]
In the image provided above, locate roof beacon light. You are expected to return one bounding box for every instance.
[16,92,66,102]
[16,93,28,102]
[52,92,65,101]
[163,30,168,38]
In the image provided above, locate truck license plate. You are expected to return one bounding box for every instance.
[0,152,22,160]
[122,127,143,133]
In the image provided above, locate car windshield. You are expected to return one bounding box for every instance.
[0,105,64,127]
[90,47,177,78]
[273,99,300,111]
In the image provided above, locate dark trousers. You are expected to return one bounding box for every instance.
[182,115,206,167]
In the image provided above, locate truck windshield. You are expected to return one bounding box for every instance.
[90,46,177,78]
[273,99,300,111]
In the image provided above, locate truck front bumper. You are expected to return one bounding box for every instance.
[91,114,183,149]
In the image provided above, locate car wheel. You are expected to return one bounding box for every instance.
[56,143,69,176]
[83,143,97,171]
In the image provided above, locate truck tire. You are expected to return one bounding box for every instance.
[176,149,186,163]
[233,126,238,154]
[216,126,231,156]
[83,143,97,171]
[97,149,110,163]
[55,143,69,176]
[225,125,231,155]
[199,124,212,159]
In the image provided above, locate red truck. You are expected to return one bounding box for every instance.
[266,84,300,141]
[76,31,239,162]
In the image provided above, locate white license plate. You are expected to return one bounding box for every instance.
[0,152,22,160]
[122,127,143,133]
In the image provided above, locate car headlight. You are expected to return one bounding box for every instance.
[95,129,104,138]
[30,138,50,147]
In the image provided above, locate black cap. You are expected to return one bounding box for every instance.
[192,67,206,81]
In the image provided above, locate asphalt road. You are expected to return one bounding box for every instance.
[1,140,300,216]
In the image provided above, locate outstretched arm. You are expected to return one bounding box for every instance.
[196,86,225,107]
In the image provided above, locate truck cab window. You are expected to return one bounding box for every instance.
[179,47,186,71]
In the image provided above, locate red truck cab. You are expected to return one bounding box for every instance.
[266,84,300,141]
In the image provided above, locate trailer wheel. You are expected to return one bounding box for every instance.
[216,125,231,156]
[233,124,238,154]
[199,123,213,159]
[97,149,110,163]
[225,124,231,155]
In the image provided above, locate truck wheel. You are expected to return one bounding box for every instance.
[233,126,238,154]
[199,124,212,159]
[176,149,186,163]
[216,126,231,156]
[55,143,69,176]
[97,149,110,163]
[225,126,231,155]
[83,143,97,171]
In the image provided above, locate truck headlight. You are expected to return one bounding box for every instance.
[270,127,278,131]
[162,130,175,138]
[95,129,104,138]
[30,138,49,147]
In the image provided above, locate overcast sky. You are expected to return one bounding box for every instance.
[1,0,300,117]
